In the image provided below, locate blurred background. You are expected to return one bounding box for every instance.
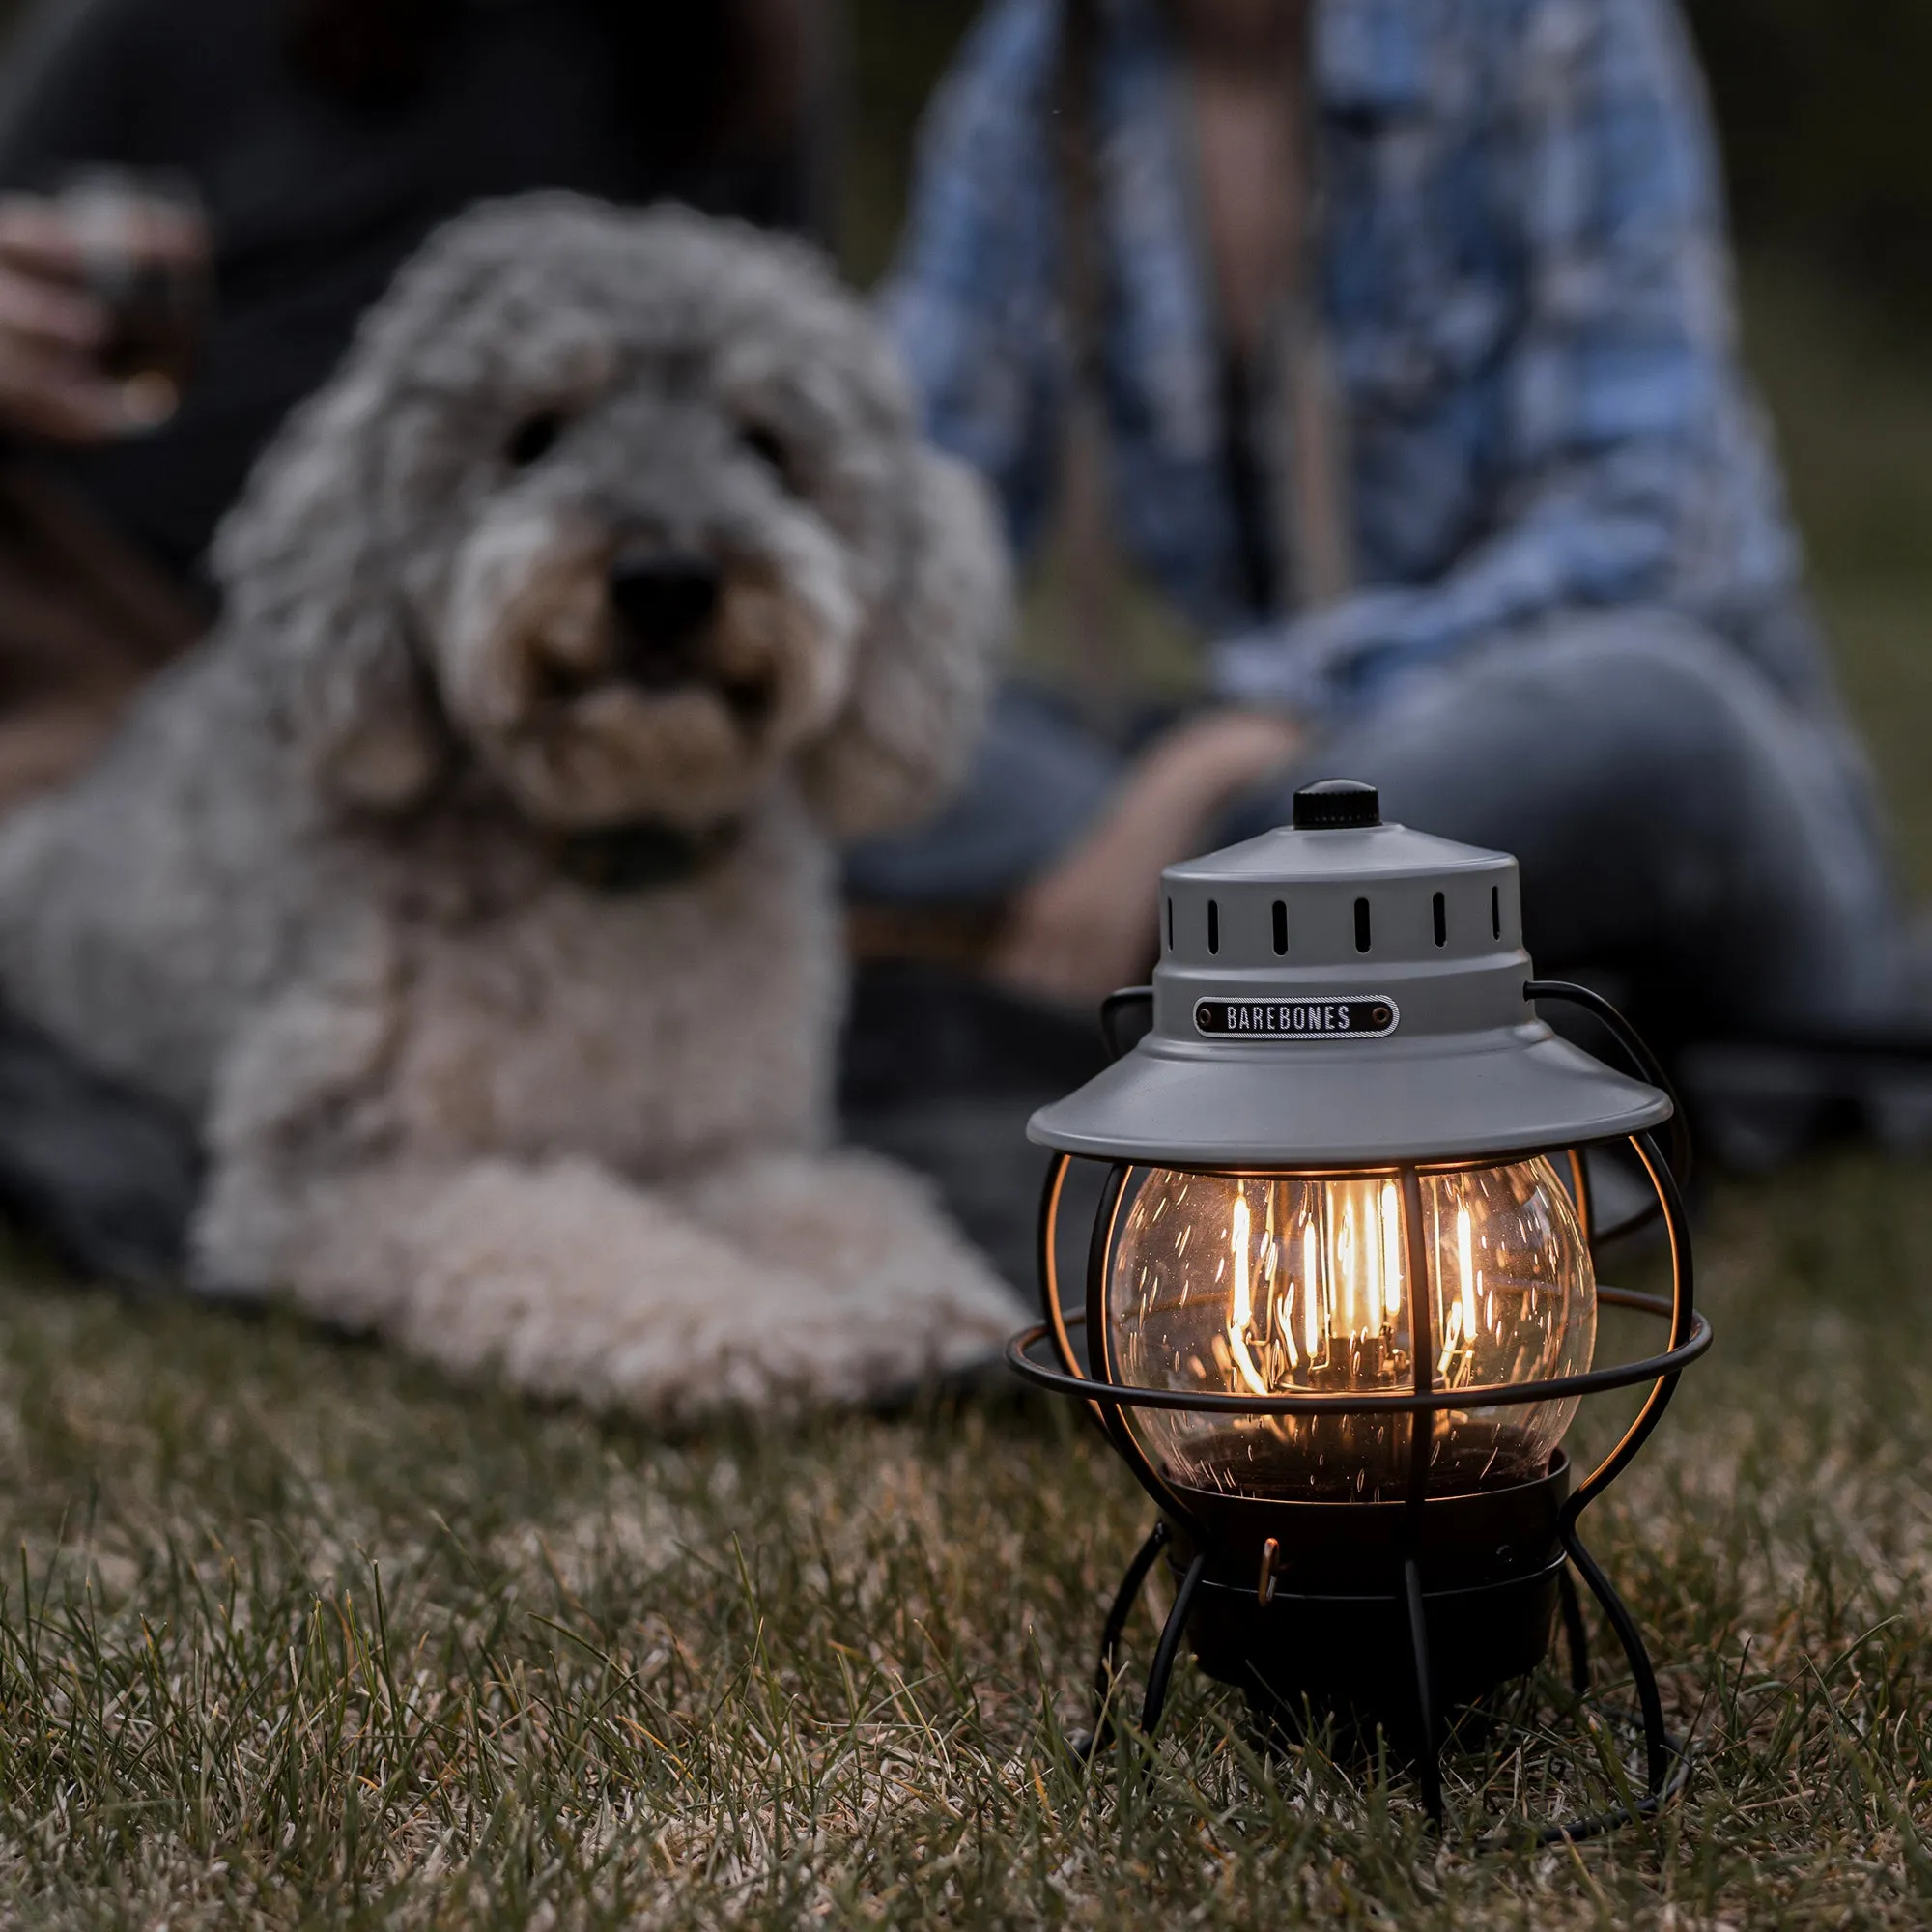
[0,0,1922,869]
[0,23,1922,1910]
[833,0,1932,889]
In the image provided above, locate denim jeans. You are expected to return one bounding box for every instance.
[845,607,1904,1037]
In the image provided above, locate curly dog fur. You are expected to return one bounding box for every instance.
[0,196,1020,1413]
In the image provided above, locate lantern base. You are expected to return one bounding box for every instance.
[1186,1562,1564,1745]
[1173,1453,1570,1732]
[1078,1454,1687,1843]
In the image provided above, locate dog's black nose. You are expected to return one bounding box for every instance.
[608,554,720,686]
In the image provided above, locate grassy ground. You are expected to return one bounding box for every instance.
[0,270,1928,1926]
[1,1168,1930,1927]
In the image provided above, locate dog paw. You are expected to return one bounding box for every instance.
[675,1146,1024,1394]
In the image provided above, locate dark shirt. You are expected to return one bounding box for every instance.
[0,0,799,580]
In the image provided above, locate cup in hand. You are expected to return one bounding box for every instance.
[51,167,212,434]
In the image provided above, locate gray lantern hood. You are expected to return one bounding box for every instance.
[1028,781,1672,1168]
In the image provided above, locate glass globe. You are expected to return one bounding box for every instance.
[1106,1157,1595,1503]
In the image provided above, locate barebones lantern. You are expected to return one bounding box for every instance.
[1008,781,1711,1838]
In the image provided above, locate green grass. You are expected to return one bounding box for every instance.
[0,1176,1930,1927]
[0,265,1929,1926]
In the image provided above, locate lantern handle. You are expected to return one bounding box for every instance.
[1085,1159,1210,1537]
[1036,1152,1080,1370]
[1099,985,1154,1063]
[1566,1128,1696,1517]
[1037,1149,1208,1552]
[1007,1300,1710,1415]
[1524,980,1692,1188]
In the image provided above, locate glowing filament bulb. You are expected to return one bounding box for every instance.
[1107,1159,1597,1507]
[1379,1181,1402,1335]
[1301,1223,1320,1359]
[1457,1204,1478,1343]
[1231,1192,1250,1325]
[1338,1198,1360,1337]
[1362,1187,1383,1333]
[1225,1190,1268,1396]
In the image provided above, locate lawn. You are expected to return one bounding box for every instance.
[0,269,1927,1927]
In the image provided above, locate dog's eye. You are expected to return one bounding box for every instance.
[506,411,567,469]
[740,422,799,495]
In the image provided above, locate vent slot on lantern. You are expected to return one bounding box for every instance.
[1433,892,1447,948]
[1353,897,1372,953]
[1492,885,1501,939]
[1271,900,1288,955]
[1207,900,1220,955]
[1166,897,1174,952]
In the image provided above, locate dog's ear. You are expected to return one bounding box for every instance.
[800,448,1009,839]
[212,363,445,813]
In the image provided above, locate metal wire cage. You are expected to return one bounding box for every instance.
[1006,788,1714,1843]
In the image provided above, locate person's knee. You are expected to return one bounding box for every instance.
[1283,607,1798,868]
[1506,609,1747,713]
[1471,610,1785,781]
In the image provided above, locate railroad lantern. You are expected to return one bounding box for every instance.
[1009,781,1711,1838]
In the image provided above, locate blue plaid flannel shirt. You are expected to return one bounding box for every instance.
[881,0,1804,721]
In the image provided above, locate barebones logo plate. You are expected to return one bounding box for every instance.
[1194,996,1400,1040]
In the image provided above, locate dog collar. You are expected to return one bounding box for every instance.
[556,820,740,895]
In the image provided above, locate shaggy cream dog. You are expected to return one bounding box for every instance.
[0,197,1021,1413]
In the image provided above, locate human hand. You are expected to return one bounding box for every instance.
[0,197,123,440]
[0,192,207,441]
[990,709,1303,1008]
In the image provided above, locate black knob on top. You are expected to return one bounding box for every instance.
[1292,778,1381,830]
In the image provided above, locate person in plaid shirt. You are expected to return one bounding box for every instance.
[850,0,1905,1046]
